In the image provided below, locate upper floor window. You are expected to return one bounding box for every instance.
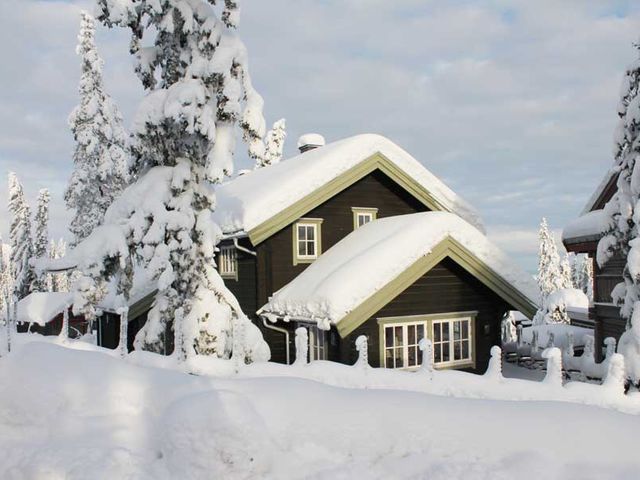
[352,207,378,230]
[293,218,323,265]
[219,245,238,280]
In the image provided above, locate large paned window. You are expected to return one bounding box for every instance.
[351,207,378,230]
[293,218,323,265]
[379,313,475,370]
[218,245,237,279]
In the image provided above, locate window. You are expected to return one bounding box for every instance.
[351,207,378,230]
[308,324,328,361]
[293,218,323,265]
[378,313,475,370]
[218,245,237,279]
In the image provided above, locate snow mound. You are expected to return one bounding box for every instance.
[546,288,589,311]
[214,134,483,235]
[262,212,538,324]
[17,292,74,326]
[297,133,325,149]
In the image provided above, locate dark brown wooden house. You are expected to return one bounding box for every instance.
[209,134,538,371]
[562,170,622,362]
[15,292,88,337]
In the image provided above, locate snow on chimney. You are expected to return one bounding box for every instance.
[297,133,325,154]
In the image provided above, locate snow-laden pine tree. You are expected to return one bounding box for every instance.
[32,188,50,292]
[559,254,574,290]
[8,173,34,300]
[598,42,640,325]
[65,11,129,246]
[536,218,563,301]
[257,118,286,167]
[48,239,70,292]
[572,254,594,301]
[65,0,270,361]
[0,239,11,320]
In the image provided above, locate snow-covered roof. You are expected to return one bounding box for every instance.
[580,169,617,215]
[214,134,483,240]
[562,209,612,243]
[260,212,538,329]
[17,292,74,326]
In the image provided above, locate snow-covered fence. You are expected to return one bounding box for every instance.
[419,338,434,377]
[355,335,369,370]
[294,327,308,366]
[484,346,503,381]
[542,348,563,386]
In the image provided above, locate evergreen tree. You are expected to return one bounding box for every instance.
[65,11,129,246]
[32,188,50,292]
[559,254,574,290]
[48,239,70,292]
[75,0,270,360]
[8,173,34,299]
[598,42,640,324]
[0,239,11,320]
[257,118,286,167]
[572,254,594,301]
[536,218,563,301]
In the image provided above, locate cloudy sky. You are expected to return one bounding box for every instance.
[1,0,640,272]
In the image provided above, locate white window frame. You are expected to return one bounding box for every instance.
[307,324,328,361]
[351,207,378,230]
[431,317,473,368]
[378,312,476,370]
[293,218,323,265]
[218,245,238,280]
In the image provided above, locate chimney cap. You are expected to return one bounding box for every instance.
[297,133,326,153]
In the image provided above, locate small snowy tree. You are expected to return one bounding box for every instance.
[257,118,286,167]
[559,254,574,289]
[536,218,563,301]
[65,11,129,246]
[0,240,12,319]
[8,173,34,300]
[598,42,640,325]
[62,0,269,361]
[572,254,594,300]
[48,239,70,292]
[32,188,50,292]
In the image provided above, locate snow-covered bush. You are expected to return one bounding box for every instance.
[617,301,640,385]
[534,288,589,325]
[294,327,308,366]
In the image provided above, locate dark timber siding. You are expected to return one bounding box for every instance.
[256,169,428,308]
[217,237,258,317]
[337,257,510,373]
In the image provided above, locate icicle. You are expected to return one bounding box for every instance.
[355,335,369,369]
[542,347,563,387]
[485,346,503,380]
[294,327,308,366]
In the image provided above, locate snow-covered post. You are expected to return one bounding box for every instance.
[419,338,434,376]
[542,347,563,386]
[531,330,540,358]
[294,327,308,366]
[602,353,626,396]
[117,306,128,358]
[546,332,555,349]
[516,323,523,348]
[564,331,575,358]
[231,316,247,372]
[59,305,69,340]
[355,335,369,369]
[501,312,516,344]
[604,337,617,360]
[485,346,503,380]
[174,307,186,363]
[583,335,595,363]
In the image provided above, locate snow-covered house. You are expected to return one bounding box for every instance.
[207,134,538,371]
[15,292,87,337]
[562,169,622,362]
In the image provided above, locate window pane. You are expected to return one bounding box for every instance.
[442,323,450,342]
[394,326,403,346]
[298,242,305,256]
[434,324,441,342]
[298,226,306,241]
[462,340,469,359]
[417,324,424,341]
[408,346,416,367]
[408,325,416,345]
[462,321,469,339]
[434,344,442,363]
[307,240,315,256]
[395,348,404,368]
[385,350,394,368]
[385,327,394,348]
[307,226,315,241]
[417,348,423,365]
[454,342,461,360]
[454,321,461,340]
[442,344,450,362]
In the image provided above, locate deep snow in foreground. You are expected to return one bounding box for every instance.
[1,340,640,479]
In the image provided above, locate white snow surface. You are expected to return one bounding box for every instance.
[214,134,484,234]
[2,337,640,479]
[562,209,612,241]
[296,132,325,148]
[262,212,538,324]
[17,292,74,326]
[522,323,593,349]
